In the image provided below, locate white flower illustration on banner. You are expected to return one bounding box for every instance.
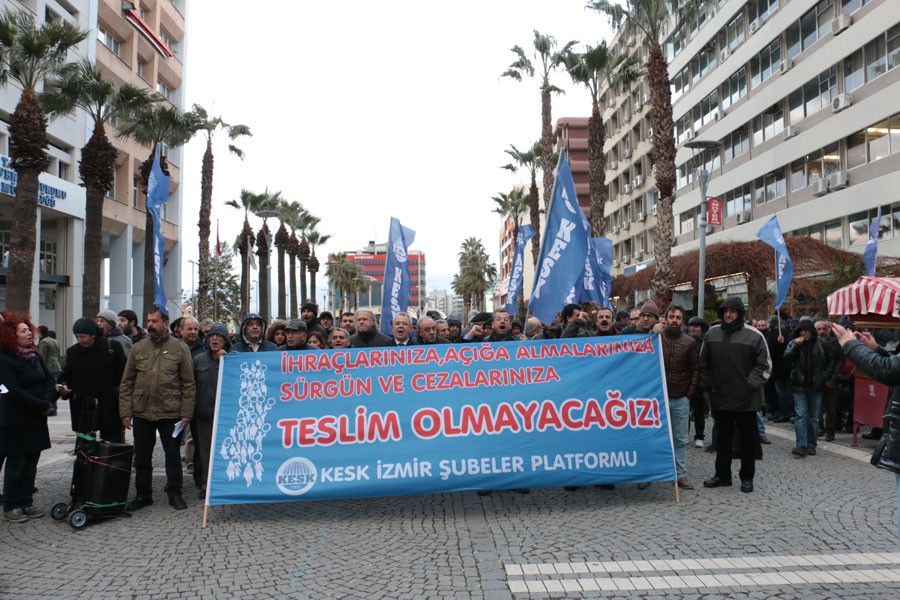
[219,360,274,487]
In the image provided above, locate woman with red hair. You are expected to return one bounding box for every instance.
[0,310,56,523]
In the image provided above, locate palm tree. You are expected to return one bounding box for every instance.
[117,103,197,312]
[590,0,709,304]
[225,189,277,315]
[273,218,289,319]
[453,237,497,314]
[492,187,529,316]
[306,228,331,309]
[296,211,320,304]
[325,253,368,312]
[0,9,86,312]
[502,141,543,266]
[565,42,640,236]
[41,59,155,317]
[503,31,577,214]
[192,104,251,319]
[278,200,306,318]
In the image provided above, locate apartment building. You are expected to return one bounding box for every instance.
[602,0,900,293]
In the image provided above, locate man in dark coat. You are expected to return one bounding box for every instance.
[192,324,230,499]
[349,310,392,348]
[58,318,127,443]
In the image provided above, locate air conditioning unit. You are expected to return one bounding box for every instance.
[634,175,644,187]
[632,252,642,261]
[637,211,646,222]
[736,212,751,224]
[609,160,618,170]
[720,48,730,62]
[622,221,631,231]
[611,225,620,235]
[812,178,830,196]
[832,94,853,113]
[828,171,849,190]
[624,148,633,159]
[647,127,654,140]
[624,184,632,194]
[613,259,620,268]
[687,128,697,140]
[832,14,852,36]
[779,59,793,75]
[784,126,799,140]
[643,93,650,104]
[650,205,657,216]
[749,19,759,35]
[713,110,722,122]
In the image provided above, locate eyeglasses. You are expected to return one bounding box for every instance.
[639,313,655,318]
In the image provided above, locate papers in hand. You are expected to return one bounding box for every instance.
[0,383,8,394]
[172,420,186,438]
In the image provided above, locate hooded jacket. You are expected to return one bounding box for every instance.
[783,320,836,390]
[700,297,771,411]
[193,324,231,421]
[231,313,277,353]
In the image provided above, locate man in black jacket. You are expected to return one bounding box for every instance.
[349,310,392,348]
[58,318,127,443]
[701,297,771,493]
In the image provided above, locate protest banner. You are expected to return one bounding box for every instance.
[205,335,676,514]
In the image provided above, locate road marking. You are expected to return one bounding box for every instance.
[506,552,900,594]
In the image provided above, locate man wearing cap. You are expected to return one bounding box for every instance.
[300,303,327,336]
[463,312,492,341]
[349,310,393,348]
[231,313,277,353]
[389,312,414,346]
[280,320,311,351]
[117,310,147,345]
[96,309,133,355]
[192,324,230,499]
[446,317,464,343]
[57,318,127,443]
[318,311,335,339]
[701,297,771,493]
[119,306,196,510]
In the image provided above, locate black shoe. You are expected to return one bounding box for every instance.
[563,486,579,491]
[740,480,753,493]
[595,484,616,490]
[825,431,835,442]
[477,490,492,496]
[126,496,153,511]
[513,488,530,494]
[862,431,881,440]
[703,476,732,488]
[168,494,187,510]
[198,488,207,500]
[637,482,651,490]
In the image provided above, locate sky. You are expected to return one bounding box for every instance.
[179,0,616,302]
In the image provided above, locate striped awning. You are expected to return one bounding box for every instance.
[826,276,900,317]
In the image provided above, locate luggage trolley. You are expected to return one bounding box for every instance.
[51,397,133,529]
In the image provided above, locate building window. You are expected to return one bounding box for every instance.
[98,26,119,56]
[868,119,891,162]
[133,177,139,208]
[39,239,57,274]
[865,35,888,82]
[844,48,865,92]
[157,81,171,99]
[721,66,747,110]
[750,39,781,89]
[58,161,69,180]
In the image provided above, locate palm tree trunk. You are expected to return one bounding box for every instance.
[6,89,50,313]
[308,254,319,309]
[299,237,310,304]
[257,226,270,322]
[647,41,677,307]
[529,177,541,267]
[197,139,214,318]
[540,87,554,211]
[588,103,607,236]
[288,233,299,318]
[277,245,286,318]
[239,220,253,315]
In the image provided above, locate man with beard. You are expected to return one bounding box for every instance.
[192,324,230,499]
[349,310,392,348]
[117,310,147,345]
[655,305,700,490]
[593,307,618,336]
[701,297,771,493]
[300,303,327,337]
[318,311,335,338]
[96,309,133,356]
[340,312,356,335]
[58,318,127,442]
[446,317,464,343]
[119,306,196,511]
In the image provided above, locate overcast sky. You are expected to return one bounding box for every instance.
[179,0,615,300]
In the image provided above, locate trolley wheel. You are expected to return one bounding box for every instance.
[68,510,88,529]
[50,503,69,521]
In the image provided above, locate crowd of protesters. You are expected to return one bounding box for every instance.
[0,296,895,530]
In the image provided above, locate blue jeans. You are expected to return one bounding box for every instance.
[668,397,690,478]
[775,376,793,419]
[793,388,822,449]
[757,411,766,435]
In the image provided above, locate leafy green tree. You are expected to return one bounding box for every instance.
[453,237,497,315]
[503,31,577,215]
[42,59,155,317]
[590,0,710,304]
[502,141,543,266]
[0,9,86,311]
[326,253,369,312]
[184,245,242,330]
[192,104,251,319]
[306,228,331,310]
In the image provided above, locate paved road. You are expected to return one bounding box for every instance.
[1,406,898,599]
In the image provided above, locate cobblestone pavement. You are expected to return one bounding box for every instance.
[1,408,898,599]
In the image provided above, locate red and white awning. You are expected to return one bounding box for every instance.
[827,276,900,317]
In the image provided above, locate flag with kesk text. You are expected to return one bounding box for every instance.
[863,206,882,277]
[146,145,170,315]
[380,217,416,335]
[529,150,590,324]
[756,215,793,310]
[505,224,536,317]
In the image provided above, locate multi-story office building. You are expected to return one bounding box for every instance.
[602,0,900,294]
[0,0,188,332]
[327,241,426,319]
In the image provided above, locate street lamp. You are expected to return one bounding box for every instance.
[684,139,721,318]
[187,259,198,315]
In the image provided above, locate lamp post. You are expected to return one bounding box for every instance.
[684,139,721,318]
[187,259,198,315]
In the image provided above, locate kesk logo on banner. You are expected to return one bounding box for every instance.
[380,217,416,335]
[529,150,590,325]
[206,336,676,505]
